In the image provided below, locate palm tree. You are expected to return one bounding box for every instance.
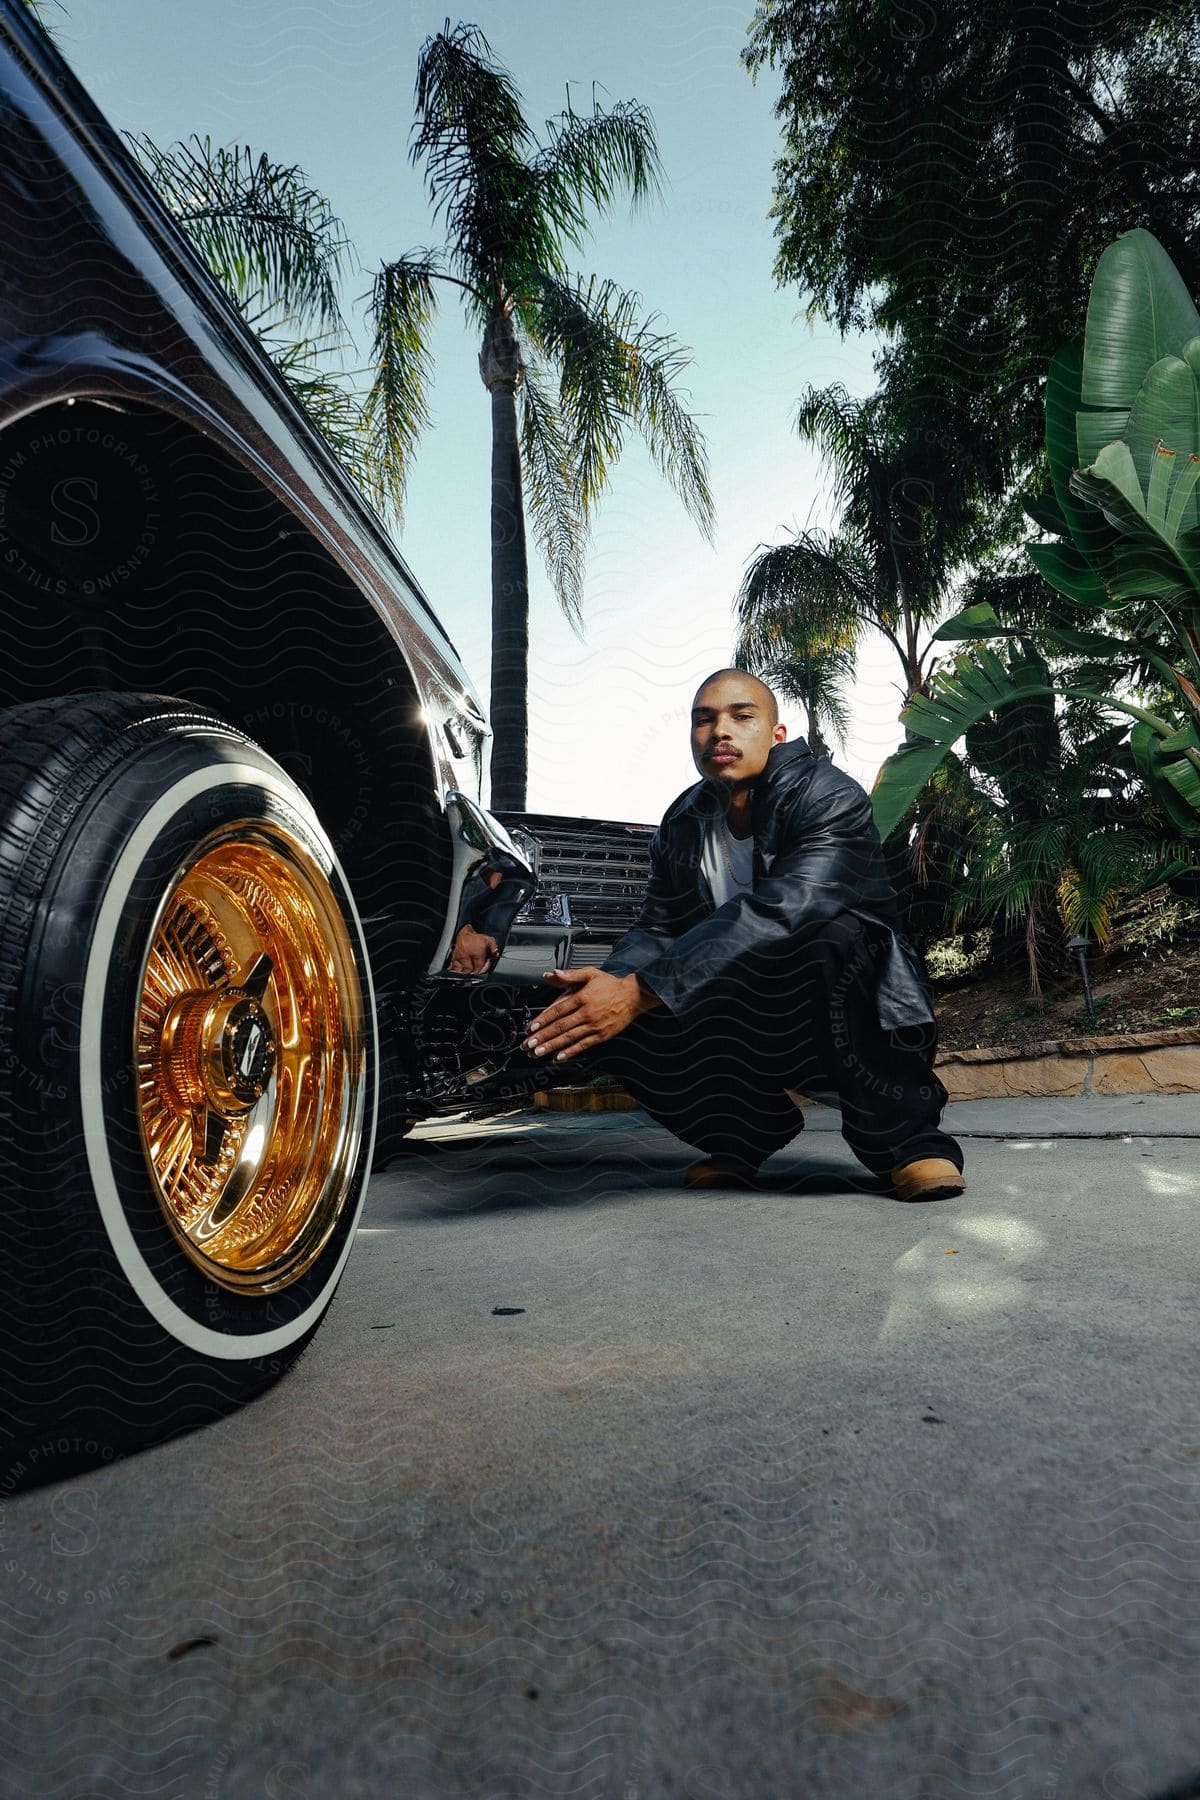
[734,384,974,720]
[731,584,854,758]
[129,133,376,499]
[364,22,714,809]
[765,648,855,761]
[734,379,1019,944]
[25,6,368,484]
[948,679,1178,1000]
[731,394,937,906]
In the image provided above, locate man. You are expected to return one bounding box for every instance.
[523,669,965,1200]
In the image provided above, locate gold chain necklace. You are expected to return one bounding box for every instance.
[719,820,753,886]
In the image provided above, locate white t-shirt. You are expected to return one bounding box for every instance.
[701,818,754,908]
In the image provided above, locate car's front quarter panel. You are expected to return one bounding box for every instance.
[0,4,506,1010]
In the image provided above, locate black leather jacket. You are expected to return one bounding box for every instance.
[603,740,934,1030]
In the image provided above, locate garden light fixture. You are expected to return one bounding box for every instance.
[1066,933,1097,1029]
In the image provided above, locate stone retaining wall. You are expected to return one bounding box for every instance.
[935,1025,1200,1100]
[533,1026,1200,1111]
[533,1085,642,1112]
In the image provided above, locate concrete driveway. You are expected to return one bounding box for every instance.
[1,1095,1198,1799]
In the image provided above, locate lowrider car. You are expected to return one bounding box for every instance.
[0,2,651,1451]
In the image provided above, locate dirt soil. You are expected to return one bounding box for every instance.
[932,936,1200,1052]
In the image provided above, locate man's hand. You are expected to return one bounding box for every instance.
[448,922,499,974]
[523,968,660,1063]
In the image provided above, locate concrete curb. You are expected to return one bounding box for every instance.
[532,1086,642,1112]
[533,1026,1200,1111]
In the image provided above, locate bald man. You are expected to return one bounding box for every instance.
[523,670,964,1201]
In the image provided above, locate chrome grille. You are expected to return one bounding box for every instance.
[495,811,653,938]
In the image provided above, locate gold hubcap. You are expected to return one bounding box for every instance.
[159,989,277,1116]
[135,823,367,1293]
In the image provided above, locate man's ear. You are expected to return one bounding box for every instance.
[774,723,787,744]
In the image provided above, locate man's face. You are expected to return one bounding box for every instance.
[690,675,786,786]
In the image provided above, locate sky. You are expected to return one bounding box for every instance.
[57,0,908,822]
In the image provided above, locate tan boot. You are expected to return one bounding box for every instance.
[684,1156,760,1191]
[890,1158,966,1202]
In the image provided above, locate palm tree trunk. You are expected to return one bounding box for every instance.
[898,584,921,705]
[1024,896,1044,1006]
[805,677,829,758]
[480,305,530,810]
[894,574,938,942]
[488,380,530,809]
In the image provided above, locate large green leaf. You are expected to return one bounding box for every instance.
[1045,342,1084,517]
[1050,342,1108,554]
[1044,342,1117,567]
[1121,353,1200,536]
[1075,409,1131,470]
[869,739,956,840]
[1162,748,1200,812]
[930,602,1005,641]
[1130,719,1200,831]
[1073,439,1149,526]
[1103,542,1192,604]
[1082,229,1200,409]
[872,650,1054,840]
[1022,492,1069,537]
[932,603,1134,662]
[1072,441,1200,600]
[1027,540,1111,604]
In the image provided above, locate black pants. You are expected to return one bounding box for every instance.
[587,915,962,1178]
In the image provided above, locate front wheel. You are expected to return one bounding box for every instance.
[0,692,377,1459]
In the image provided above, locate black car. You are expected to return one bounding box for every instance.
[0,1,651,1453]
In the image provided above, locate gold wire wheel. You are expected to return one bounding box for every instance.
[135,821,367,1293]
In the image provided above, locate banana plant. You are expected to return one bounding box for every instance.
[872,229,1200,848]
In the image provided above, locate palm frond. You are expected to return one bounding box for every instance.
[516,352,587,627]
[1057,874,1116,944]
[526,272,713,535]
[534,99,663,248]
[19,1,64,36]
[793,383,878,510]
[524,273,627,511]
[363,253,441,518]
[1008,819,1071,881]
[752,648,857,751]
[793,380,954,641]
[1079,826,1165,893]
[992,869,1039,928]
[734,533,873,658]
[414,22,529,161]
[412,24,550,300]
[951,818,1073,938]
[129,133,347,330]
[732,533,865,755]
[269,336,376,501]
[1057,833,1146,946]
[618,307,715,540]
